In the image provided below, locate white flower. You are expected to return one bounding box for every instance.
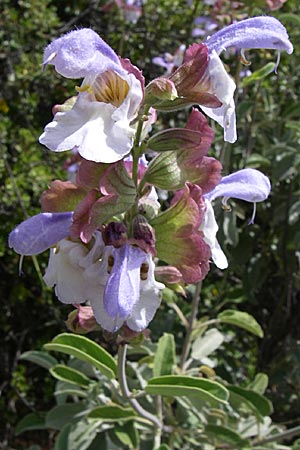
[43,231,164,332]
[43,231,109,303]
[39,70,143,163]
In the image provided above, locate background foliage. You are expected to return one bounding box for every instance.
[1,0,300,448]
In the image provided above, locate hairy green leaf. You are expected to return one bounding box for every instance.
[44,333,117,379]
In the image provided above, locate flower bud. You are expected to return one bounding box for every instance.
[145,77,178,104]
[132,214,156,255]
[102,222,128,247]
[155,266,183,284]
[65,305,99,334]
[118,325,150,346]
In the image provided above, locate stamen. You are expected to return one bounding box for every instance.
[140,262,149,281]
[248,202,257,225]
[107,254,114,274]
[43,51,57,70]
[92,71,129,107]
[76,84,93,94]
[221,197,231,212]
[240,49,251,66]
[19,255,24,276]
[274,51,281,74]
[54,245,60,254]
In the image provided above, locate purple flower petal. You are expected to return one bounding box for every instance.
[205,17,293,55]
[205,168,271,203]
[103,244,146,320]
[9,212,73,256]
[43,28,123,79]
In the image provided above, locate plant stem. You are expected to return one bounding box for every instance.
[180,281,202,371]
[117,343,163,430]
[252,424,300,446]
[154,395,163,448]
[131,106,150,187]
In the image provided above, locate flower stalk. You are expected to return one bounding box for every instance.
[117,343,163,430]
[180,281,202,371]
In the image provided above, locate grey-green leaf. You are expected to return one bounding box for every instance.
[88,405,136,421]
[113,422,139,449]
[45,403,87,430]
[44,333,117,379]
[191,328,224,361]
[153,333,175,377]
[15,413,46,435]
[241,62,276,87]
[146,375,229,405]
[50,364,91,388]
[247,373,269,395]
[205,424,250,447]
[228,385,273,417]
[19,350,58,369]
[218,310,263,338]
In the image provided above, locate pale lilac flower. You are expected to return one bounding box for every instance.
[152,45,186,76]
[205,168,271,204]
[202,17,293,142]
[8,212,73,256]
[266,0,287,10]
[122,0,143,23]
[192,16,218,39]
[43,28,122,79]
[104,0,144,24]
[9,212,163,332]
[205,17,293,56]
[40,29,144,163]
[202,168,271,268]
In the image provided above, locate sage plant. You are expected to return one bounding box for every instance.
[9,16,293,447]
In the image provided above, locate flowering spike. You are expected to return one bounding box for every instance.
[8,212,73,256]
[205,17,293,56]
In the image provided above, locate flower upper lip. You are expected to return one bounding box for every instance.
[43,28,123,79]
[205,16,293,56]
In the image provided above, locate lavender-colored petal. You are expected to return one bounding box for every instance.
[205,17,293,55]
[103,244,146,320]
[152,56,173,71]
[43,28,123,79]
[9,212,73,256]
[205,168,271,203]
[127,256,164,331]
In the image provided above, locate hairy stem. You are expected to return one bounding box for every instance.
[154,395,163,448]
[117,343,163,430]
[180,281,202,370]
[252,424,300,446]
